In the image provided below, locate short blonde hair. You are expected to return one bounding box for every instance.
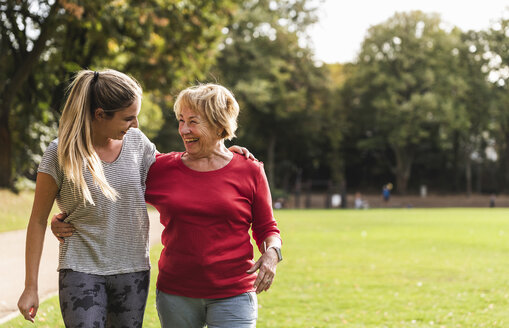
[174,84,239,140]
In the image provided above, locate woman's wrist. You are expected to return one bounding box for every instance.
[265,244,283,262]
[23,283,38,291]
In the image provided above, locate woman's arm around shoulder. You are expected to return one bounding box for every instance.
[228,145,256,160]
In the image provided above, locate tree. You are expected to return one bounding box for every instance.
[212,0,332,189]
[443,29,493,194]
[322,63,351,186]
[347,11,463,194]
[484,15,509,190]
[0,0,236,188]
[1,0,60,187]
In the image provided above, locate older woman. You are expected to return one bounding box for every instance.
[145,83,282,328]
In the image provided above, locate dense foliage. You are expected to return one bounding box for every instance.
[1,1,508,196]
[0,0,236,186]
[343,11,508,194]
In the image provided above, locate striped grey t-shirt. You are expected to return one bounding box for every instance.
[38,128,157,275]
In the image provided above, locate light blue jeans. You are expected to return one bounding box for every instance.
[156,289,258,328]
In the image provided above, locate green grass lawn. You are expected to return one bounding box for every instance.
[0,189,59,233]
[4,208,509,327]
[0,189,36,232]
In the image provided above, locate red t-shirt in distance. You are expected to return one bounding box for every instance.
[145,152,281,298]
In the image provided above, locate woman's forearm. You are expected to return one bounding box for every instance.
[24,220,47,290]
[23,172,59,290]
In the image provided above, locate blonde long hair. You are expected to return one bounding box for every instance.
[58,69,142,205]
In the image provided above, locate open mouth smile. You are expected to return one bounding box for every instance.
[184,137,199,144]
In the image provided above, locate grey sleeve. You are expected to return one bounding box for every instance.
[137,129,157,183]
[37,140,63,188]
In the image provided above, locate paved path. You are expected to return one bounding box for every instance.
[0,211,163,323]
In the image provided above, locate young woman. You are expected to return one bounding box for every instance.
[17,69,154,327]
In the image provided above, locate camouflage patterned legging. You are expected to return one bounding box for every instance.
[59,269,150,328]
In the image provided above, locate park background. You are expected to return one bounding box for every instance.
[1,0,508,200]
[2,0,509,327]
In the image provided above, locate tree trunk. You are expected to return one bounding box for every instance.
[328,150,344,185]
[395,169,410,195]
[392,146,413,195]
[266,134,276,188]
[0,110,11,187]
[476,160,482,194]
[452,131,460,191]
[465,155,472,196]
[0,2,60,188]
[504,132,509,192]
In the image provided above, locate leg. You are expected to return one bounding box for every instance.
[59,269,108,328]
[206,292,258,328]
[155,289,206,328]
[105,270,150,328]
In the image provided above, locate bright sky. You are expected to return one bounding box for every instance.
[308,0,509,63]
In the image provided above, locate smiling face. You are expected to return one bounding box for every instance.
[96,97,141,140]
[178,106,222,157]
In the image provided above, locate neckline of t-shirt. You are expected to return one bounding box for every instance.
[177,151,238,175]
[101,130,130,166]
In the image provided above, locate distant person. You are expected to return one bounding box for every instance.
[490,194,496,208]
[382,184,391,202]
[331,193,342,208]
[354,192,364,209]
[274,197,285,209]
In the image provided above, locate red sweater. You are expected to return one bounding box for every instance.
[145,152,281,298]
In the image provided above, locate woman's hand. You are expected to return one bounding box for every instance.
[17,288,38,322]
[246,248,279,293]
[228,145,256,160]
[50,213,74,243]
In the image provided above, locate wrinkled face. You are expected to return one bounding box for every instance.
[178,106,221,156]
[98,97,140,140]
